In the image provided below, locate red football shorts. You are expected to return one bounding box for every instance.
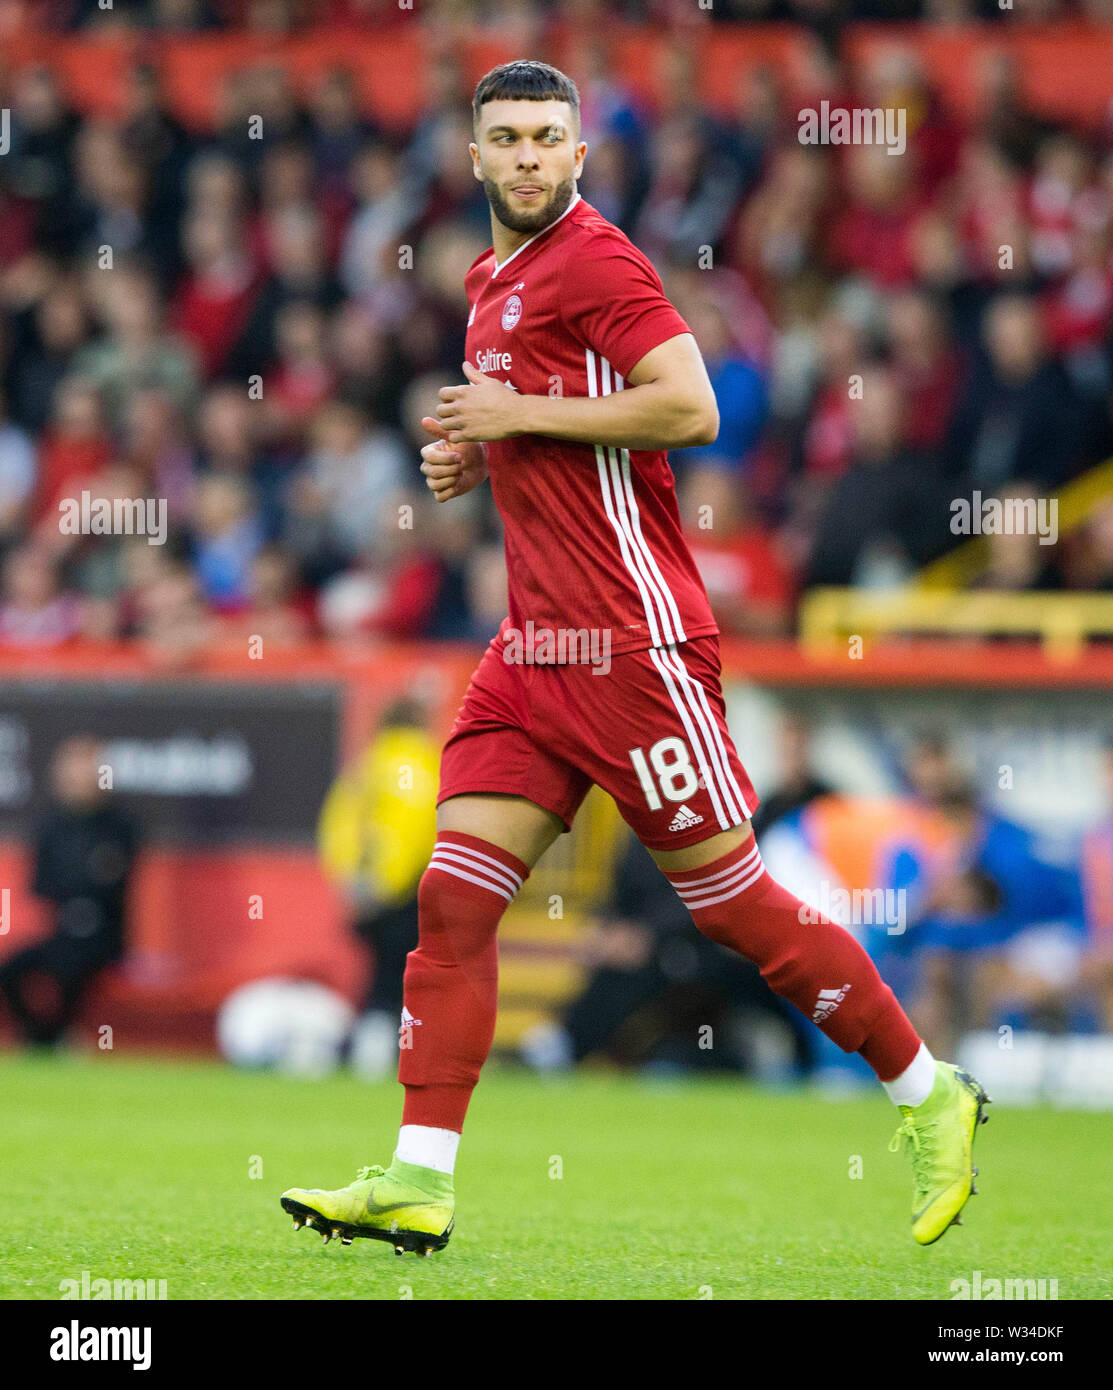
[438,634,759,850]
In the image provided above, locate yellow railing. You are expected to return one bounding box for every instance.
[797,455,1113,657]
[916,456,1113,590]
[799,587,1113,660]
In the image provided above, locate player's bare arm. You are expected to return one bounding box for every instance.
[435,334,720,451]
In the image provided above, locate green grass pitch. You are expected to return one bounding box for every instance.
[1,1051,1108,1300]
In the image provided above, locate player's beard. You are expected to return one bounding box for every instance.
[484,173,576,236]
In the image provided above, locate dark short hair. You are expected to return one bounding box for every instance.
[472,60,580,132]
[938,785,980,817]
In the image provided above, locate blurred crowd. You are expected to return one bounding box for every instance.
[3,26,1113,660]
[13,0,1113,35]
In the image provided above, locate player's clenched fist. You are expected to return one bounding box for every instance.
[435,361,526,444]
[420,417,489,502]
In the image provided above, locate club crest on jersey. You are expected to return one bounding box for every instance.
[501,293,523,331]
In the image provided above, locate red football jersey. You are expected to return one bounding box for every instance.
[463,193,719,662]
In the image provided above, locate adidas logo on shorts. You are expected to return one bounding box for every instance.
[668,804,704,832]
[813,983,852,1023]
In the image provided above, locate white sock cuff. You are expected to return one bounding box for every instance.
[396,1124,460,1175]
[882,1042,937,1108]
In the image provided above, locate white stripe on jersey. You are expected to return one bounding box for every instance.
[585,349,684,647]
[648,645,732,831]
[658,642,752,823]
[603,362,687,644]
[584,348,751,830]
[586,349,664,647]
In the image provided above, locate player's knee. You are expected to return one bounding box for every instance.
[687,908,745,953]
[416,862,504,962]
[688,907,809,990]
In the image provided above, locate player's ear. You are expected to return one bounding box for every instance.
[469,143,482,181]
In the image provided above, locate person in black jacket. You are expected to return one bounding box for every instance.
[806,366,954,589]
[945,294,1086,497]
[522,831,809,1076]
[0,735,138,1047]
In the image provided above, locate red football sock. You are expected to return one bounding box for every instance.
[663,834,921,1081]
[399,832,529,1132]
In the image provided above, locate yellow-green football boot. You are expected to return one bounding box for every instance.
[281,1155,454,1256]
[889,1061,990,1245]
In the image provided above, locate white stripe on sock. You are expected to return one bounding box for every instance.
[431,847,522,896]
[673,845,761,893]
[437,840,524,889]
[427,860,514,902]
[675,861,766,907]
[675,862,767,911]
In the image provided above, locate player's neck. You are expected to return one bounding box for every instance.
[491,221,536,269]
[489,191,580,272]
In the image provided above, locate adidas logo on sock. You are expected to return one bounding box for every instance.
[668,804,704,832]
[813,983,851,1023]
